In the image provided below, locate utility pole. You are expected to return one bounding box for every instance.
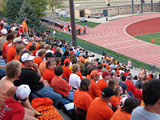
[151,0,153,12]
[141,0,143,13]
[69,0,77,46]
[131,0,134,14]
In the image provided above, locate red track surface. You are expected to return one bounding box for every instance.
[78,13,160,68]
[48,13,160,67]
[126,17,160,36]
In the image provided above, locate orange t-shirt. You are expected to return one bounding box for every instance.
[106,65,111,71]
[22,21,28,32]
[7,45,16,63]
[39,60,47,75]
[77,71,83,80]
[110,108,131,120]
[74,89,93,111]
[88,79,101,99]
[62,65,72,82]
[33,56,43,66]
[2,42,8,59]
[36,43,40,50]
[111,95,121,110]
[97,79,108,92]
[14,55,20,61]
[26,41,32,50]
[51,76,71,97]
[86,75,90,79]
[42,68,55,84]
[86,97,114,120]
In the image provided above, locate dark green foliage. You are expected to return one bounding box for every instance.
[16,0,41,31]
[5,0,24,23]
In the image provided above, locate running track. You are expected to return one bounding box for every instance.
[78,13,160,68]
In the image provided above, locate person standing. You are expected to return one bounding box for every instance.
[22,18,28,38]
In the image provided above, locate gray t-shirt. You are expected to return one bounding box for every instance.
[131,106,160,120]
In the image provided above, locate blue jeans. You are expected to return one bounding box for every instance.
[32,86,62,107]
[0,59,6,78]
[61,91,74,104]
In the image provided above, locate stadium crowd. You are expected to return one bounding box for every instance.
[0,17,160,120]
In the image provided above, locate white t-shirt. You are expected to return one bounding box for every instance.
[69,73,81,90]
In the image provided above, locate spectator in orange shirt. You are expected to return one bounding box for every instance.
[14,44,25,61]
[33,49,46,66]
[42,59,56,84]
[7,38,22,63]
[22,18,28,33]
[111,86,123,111]
[88,70,101,99]
[86,87,114,120]
[97,71,111,92]
[2,33,14,60]
[51,66,73,104]
[85,66,96,79]
[28,42,36,55]
[110,97,140,120]
[62,58,71,82]
[73,78,93,120]
[26,37,34,50]
[39,52,54,75]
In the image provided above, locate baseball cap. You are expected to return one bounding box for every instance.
[21,53,35,62]
[90,70,100,77]
[1,29,8,35]
[16,84,31,100]
[13,38,21,43]
[23,39,29,45]
[102,71,111,78]
[102,87,115,98]
[64,58,70,64]
[46,50,54,54]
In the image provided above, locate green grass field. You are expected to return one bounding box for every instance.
[135,32,160,46]
[56,17,100,28]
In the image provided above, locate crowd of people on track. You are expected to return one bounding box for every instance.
[0,16,160,120]
[41,17,87,35]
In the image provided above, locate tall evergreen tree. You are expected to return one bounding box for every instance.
[5,0,24,23]
[16,0,41,31]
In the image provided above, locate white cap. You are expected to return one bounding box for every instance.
[16,84,31,100]
[12,27,16,31]
[1,29,8,35]
[13,38,21,43]
[23,39,28,45]
[21,53,35,62]
[46,50,54,54]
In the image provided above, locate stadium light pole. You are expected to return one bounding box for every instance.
[151,0,153,12]
[69,0,77,46]
[131,0,134,14]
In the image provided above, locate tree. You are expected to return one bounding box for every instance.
[0,0,6,16]
[47,0,63,12]
[16,0,41,31]
[29,0,47,17]
[5,0,24,23]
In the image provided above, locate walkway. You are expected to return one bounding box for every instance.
[78,13,160,67]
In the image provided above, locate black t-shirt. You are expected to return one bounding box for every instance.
[16,68,44,92]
